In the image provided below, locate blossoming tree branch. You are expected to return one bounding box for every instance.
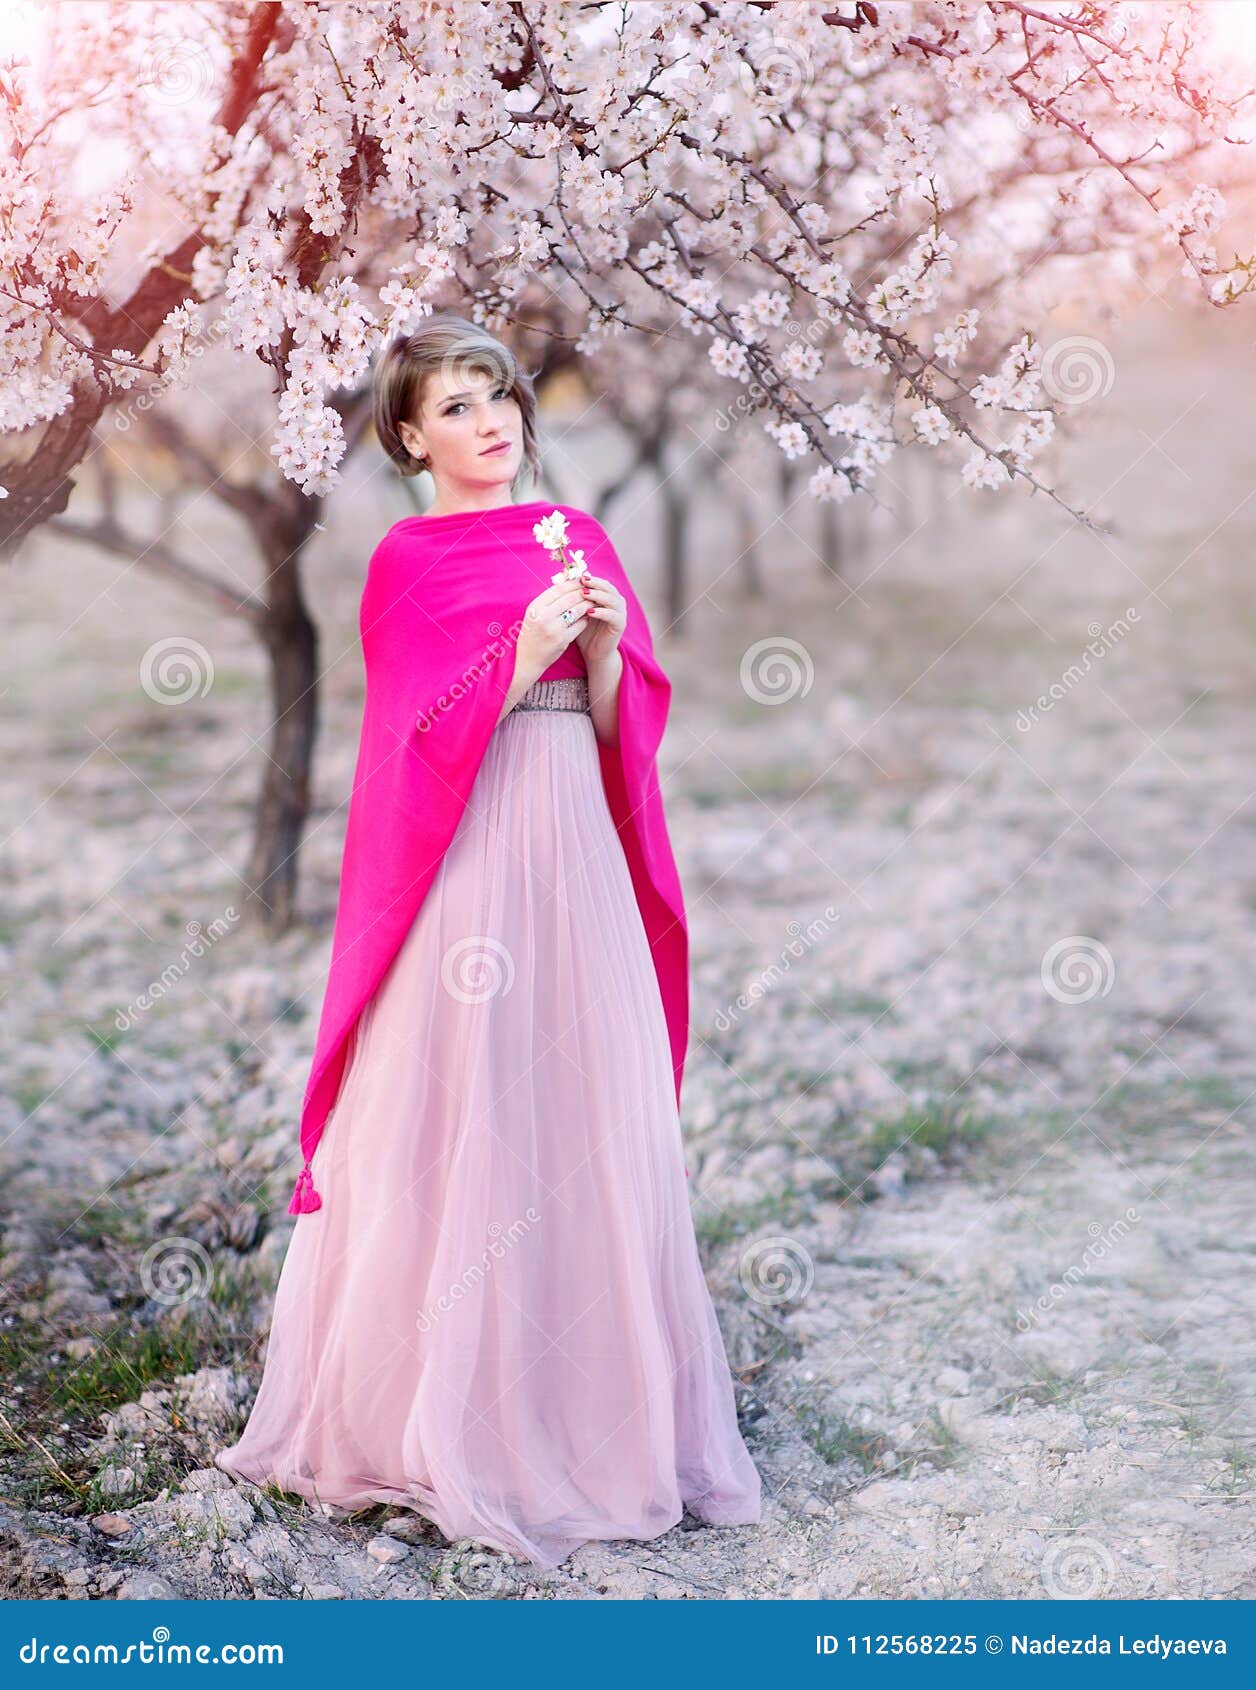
[1,0,1251,551]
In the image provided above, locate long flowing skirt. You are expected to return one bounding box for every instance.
[215,676,762,1568]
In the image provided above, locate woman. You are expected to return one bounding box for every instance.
[215,314,762,1569]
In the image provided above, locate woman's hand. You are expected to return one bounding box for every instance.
[516,579,591,675]
[574,575,627,667]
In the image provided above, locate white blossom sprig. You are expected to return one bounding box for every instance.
[533,509,590,584]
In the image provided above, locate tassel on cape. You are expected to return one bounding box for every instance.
[287,1159,323,1215]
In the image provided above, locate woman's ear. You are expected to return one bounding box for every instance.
[398,419,426,463]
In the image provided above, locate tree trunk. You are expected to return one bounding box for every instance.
[659,475,689,636]
[816,493,844,580]
[242,489,321,934]
[732,482,763,597]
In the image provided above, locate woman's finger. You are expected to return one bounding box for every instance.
[581,582,623,606]
[544,584,589,613]
[539,579,587,604]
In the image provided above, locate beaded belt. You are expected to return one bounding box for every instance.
[511,676,590,713]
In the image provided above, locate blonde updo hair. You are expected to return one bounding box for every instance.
[371,312,542,490]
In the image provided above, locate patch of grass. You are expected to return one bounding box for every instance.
[80,1463,148,1513]
[1215,1447,1255,1495]
[863,1100,995,1168]
[907,1406,965,1473]
[1006,1364,1090,1412]
[146,1037,189,1061]
[1097,1074,1255,1139]
[798,1094,1005,1206]
[209,1261,267,1324]
[252,1477,362,1529]
[772,1063,840,1091]
[13,1082,51,1119]
[693,1187,805,1251]
[82,1019,129,1056]
[1175,1410,1211,1451]
[0,1223,253,1503]
[48,1316,210,1418]
[737,763,823,802]
[169,1510,218,1552]
[57,1206,145,1253]
[809,987,895,1023]
[879,1057,964,1091]
[792,1400,892,1473]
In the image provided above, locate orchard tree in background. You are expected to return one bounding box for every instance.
[0,2,289,545]
[46,388,374,934]
[3,0,1255,554]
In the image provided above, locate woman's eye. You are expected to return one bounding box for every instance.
[445,391,509,414]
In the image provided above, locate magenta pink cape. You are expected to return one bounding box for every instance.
[287,500,689,1215]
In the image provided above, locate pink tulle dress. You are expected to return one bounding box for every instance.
[215,653,762,1568]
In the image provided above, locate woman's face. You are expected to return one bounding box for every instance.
[398,362,524,496]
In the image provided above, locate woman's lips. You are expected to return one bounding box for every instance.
[480,441,511,456]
